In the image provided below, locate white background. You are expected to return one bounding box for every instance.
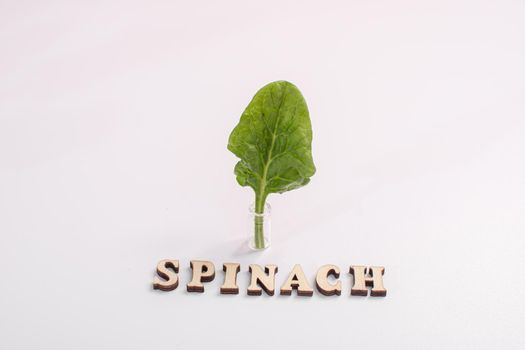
[1,0,524,348]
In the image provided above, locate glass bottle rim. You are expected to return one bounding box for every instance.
[248,202,271,215]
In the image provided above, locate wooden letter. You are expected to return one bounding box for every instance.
[247,264,278,296]
[280,264,314,297]
[315,264,341,296]
[349,266,387,297]
[220,263,240,294]
[187,260,215,293]
[153,259,179,291]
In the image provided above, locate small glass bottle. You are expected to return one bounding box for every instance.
[248,202,271,250]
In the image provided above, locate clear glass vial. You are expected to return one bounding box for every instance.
[248,202,271,250]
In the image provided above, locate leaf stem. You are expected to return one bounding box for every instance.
[254,192,266,249]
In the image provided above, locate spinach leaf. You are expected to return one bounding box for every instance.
[228,81,316,248]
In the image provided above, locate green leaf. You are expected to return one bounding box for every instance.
[227,80,316,216]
